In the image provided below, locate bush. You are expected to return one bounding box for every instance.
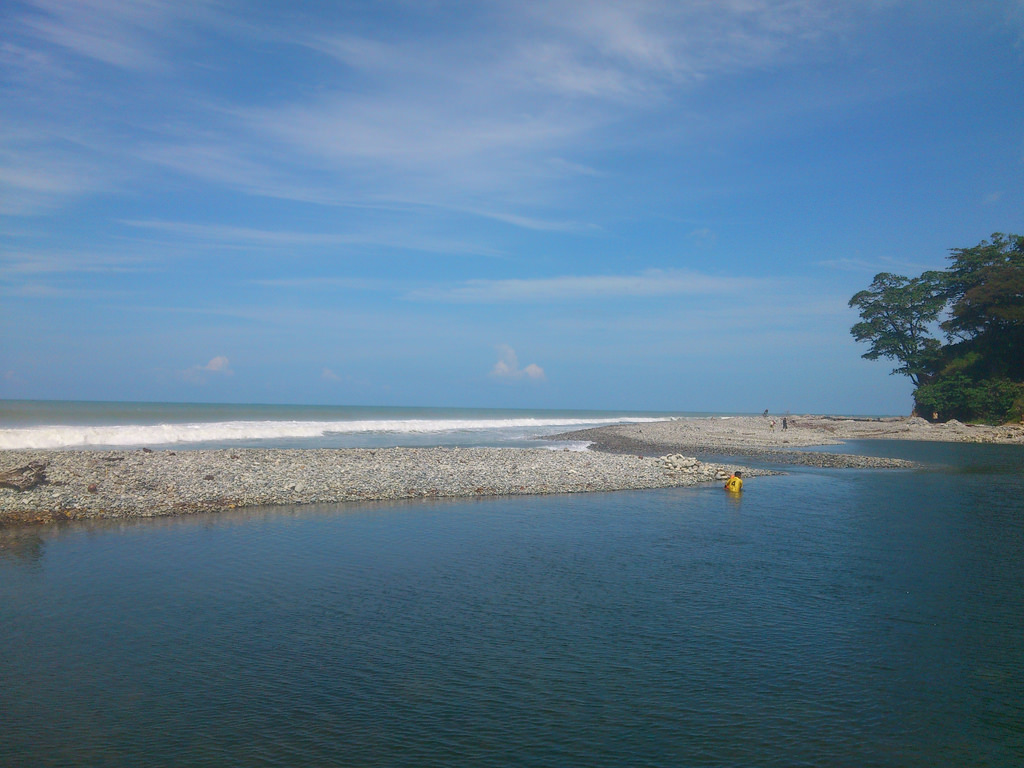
[914,375,1024,424]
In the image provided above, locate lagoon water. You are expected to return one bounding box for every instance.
[2,431,1023,765]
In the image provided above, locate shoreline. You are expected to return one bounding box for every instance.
[549,414,1024,471]
[550,414,1024,455]
[4,413,1012,527]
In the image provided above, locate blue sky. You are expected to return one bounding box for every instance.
[2,0,1022,415]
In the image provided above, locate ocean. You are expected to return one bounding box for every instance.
[2,401,1023,766]
[0,400,716,451]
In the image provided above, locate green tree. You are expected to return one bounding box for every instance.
[941,233,1024,381]
[942,233,1024,341]
[849,232,1024,423]
[848,271,946,387]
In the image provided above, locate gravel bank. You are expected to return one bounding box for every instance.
[549,414,1024,464]
[0,447,772,527]
[551,427,917,469]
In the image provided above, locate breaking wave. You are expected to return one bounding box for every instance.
[0,416,664,450]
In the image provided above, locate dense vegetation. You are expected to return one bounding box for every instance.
[849,233,1024,424]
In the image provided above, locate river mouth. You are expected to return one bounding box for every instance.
[3,441,1023,767]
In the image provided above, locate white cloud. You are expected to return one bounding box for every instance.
[321,367,341,382]
[202,356,231,373]
[490,345,546,382]
[179,355,232,383]
[522,364,546,380]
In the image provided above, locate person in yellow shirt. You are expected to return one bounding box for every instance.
[724,471,743,493]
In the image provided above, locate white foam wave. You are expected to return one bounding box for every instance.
[0,417,665,450]
[543,441,594,452]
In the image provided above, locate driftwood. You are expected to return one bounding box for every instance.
[0,461,48,491]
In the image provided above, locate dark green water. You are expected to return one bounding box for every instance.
[2,442,1022,767]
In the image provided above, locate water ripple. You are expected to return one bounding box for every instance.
[2,454,1023,766]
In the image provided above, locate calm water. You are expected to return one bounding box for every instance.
[2,442,1023,767]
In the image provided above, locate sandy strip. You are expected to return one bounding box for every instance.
[551,414,1024,457]
[552,415,1024,468]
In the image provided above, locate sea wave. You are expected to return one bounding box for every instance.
[0,417,664,450]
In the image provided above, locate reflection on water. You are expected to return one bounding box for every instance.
[1,443,1022,767]
[0,528,45,565]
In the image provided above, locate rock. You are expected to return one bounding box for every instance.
[0,461,48,491]
[657,453,700,471]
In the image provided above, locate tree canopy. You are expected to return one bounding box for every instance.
[848,272,945,387]
[849,233,1024,423]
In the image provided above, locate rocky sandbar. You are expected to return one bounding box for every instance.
[0,446,772,527]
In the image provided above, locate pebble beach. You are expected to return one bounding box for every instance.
[0,447,776,526]
[4,413,1017,527]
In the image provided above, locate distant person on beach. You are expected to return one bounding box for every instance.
[782,418,788,430]
[763,409,769,418]
[770,420,776,432]
[724,471,743,493]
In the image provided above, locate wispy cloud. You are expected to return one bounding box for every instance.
[0,142,114,215]
[16,0,216,71]
[515,0,844,98]
[233,1,847,197]
[121,219,502,257]
[410,269,765,303]
[815,255,938,275]
[252,277,397,292]
[123,2,864,220]
[1,0,875,227]
[0,246,152,275]
[1006,0,1024,38]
